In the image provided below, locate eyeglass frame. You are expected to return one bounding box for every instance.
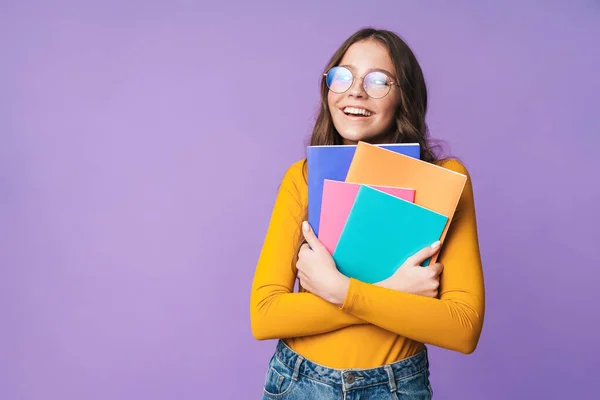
[323,66,400,99]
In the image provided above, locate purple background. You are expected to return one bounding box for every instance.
[1,1,599,399]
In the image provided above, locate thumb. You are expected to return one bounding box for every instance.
[302,221,322,250]
[406,241,441,266]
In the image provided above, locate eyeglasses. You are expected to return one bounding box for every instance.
[323,66,398,99]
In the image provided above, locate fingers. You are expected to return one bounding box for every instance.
[405,241,441,266]
[427,263,443,298]
[296,243,311,273]
[299,242,310,253]
[297,270,311,292]
[297,242,311,262]
[428,262,444,277]
[302,221,322,251]
[298,269,307,282]
[418,277,439,298]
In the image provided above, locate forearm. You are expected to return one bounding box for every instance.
[340,279,484,353]
[251,288,365,340]
[334,159,485,354]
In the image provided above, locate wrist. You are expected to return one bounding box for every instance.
[329,275,350,306]
[374,277,390,289]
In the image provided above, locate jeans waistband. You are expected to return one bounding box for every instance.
[274,340,429,391]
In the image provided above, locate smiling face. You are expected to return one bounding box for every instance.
[327,39,401,144]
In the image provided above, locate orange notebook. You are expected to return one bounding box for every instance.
[345,141,467,264]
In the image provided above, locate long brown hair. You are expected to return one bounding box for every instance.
[305,27,446,163]
[294,27,449,275]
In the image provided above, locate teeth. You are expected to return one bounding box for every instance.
[343,107,372,116]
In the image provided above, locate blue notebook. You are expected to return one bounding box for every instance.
[307,143,420,236]
[332,185,448,284]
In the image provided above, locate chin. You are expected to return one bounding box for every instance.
[338,130,387,145]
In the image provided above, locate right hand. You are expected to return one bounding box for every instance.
[375,241,444,298]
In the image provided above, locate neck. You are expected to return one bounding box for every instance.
[342,133,395,146]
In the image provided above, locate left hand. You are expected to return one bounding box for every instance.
[296,221,350,306]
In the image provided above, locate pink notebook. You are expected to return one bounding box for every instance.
[318,179,416,254]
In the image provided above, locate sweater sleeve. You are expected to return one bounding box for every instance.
[250,161,365,340]
[339,160,485,354]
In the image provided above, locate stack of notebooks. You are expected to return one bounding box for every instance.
[307,141,467,284]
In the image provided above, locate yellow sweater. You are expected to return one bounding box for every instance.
[250,157,485,369]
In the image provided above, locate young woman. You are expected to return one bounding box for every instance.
[250,27,485,399]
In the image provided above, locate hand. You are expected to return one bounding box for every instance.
[296,221,350,306]
[376,241,444,298]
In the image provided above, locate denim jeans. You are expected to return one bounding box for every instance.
[261,340,433,399]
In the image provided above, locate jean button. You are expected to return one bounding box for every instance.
[345,374,355,384]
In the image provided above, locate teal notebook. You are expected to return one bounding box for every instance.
[332,185,449,284]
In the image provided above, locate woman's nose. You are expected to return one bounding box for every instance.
[347,76,367,98]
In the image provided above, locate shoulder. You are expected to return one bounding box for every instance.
[285,158,307,178]
[281,158,308,185]
[436,157,471,180]
[437,157,476,213]
[279,159,308,207]
[277,158,308,201]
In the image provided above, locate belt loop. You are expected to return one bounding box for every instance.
[384,364,396,392]
[292,354,304,381]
